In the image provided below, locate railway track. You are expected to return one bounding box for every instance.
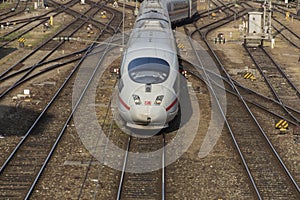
[190,30,300,200]
[49,0,116,34]
[272,17,300,49]
[189,66,300,199]
[0,15,53,48]
[225,82,300,199]
[0,2,105,74]
[0,0,27,21]
[192,0,251,46]
[0,48,86,83]
[193,0,299,126]
[186,1,300,198]
[0,1,79,48]
[0,31,124,200]
[186,62,300,130]
[0,1,125,198]
[0,2,123,98]
[190,0,300,124]
[273,4,300,21]
[74,45,123,199]
[117,134,165,200]
[0,0,298,198]
[244,45,300,113]
[0,42,90,199]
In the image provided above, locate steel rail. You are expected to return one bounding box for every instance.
[0,1,109,79]
[90,81,119,200]
[49,0,116,34]
[261,46,300,98]
[0,6,107,98]
[162,133,165,200]
[191,0,300,123]
[188,1,300,197]
[0,14,51,25]
[193,2,300,195]
[273,6,300,21]
[0,48,87,81]
[0,3,122,86]
[0,0,27,21]
[0,18,49,48]
[244,45,300,123]
[186,63,300,119]
[0,45,98,178]
[194,3,250,38]
[116,136,131,200]
[272,18,300,49]
[116,134,165,200]
[74,12,124,197]
[0,5,124,197]
[273,16,300,40]
[192,1,300,124]
[187,69,300,127]
[0,0,81,48]
[24,32,118,199]
[0,16,51,41]
[187,27,262,199]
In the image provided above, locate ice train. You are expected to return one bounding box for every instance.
[117,0,197,129]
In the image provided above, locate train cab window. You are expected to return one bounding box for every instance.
[128,57,170,84]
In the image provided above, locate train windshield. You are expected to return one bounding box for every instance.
[128,57,170,84]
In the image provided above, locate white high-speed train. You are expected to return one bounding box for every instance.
[117,0,196,129]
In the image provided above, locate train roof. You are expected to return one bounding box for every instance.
[126,27,174,52]
[136,0,170,25]
[125,0,175,57]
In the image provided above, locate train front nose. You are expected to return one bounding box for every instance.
[129,106,167,127]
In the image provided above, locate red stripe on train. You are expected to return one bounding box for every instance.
[119,95,130,110]
[166,98,178,111]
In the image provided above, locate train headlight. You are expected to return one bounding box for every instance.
[132,94,141,105]
[154,95,164,105]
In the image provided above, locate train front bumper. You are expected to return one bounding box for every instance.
[120,105,169,129]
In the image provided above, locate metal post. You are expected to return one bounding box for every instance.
[234,0,237,27]
[263,0,272,39]
[134,0,138,16]
[297,0,300,16]
[263,0,266,35]
[207,0,210,17]
[268,0,272,38]
[122,0,125,46]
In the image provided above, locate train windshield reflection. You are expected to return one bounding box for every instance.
[128,57,170,84]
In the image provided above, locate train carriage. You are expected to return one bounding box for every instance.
[117,0,196,130]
